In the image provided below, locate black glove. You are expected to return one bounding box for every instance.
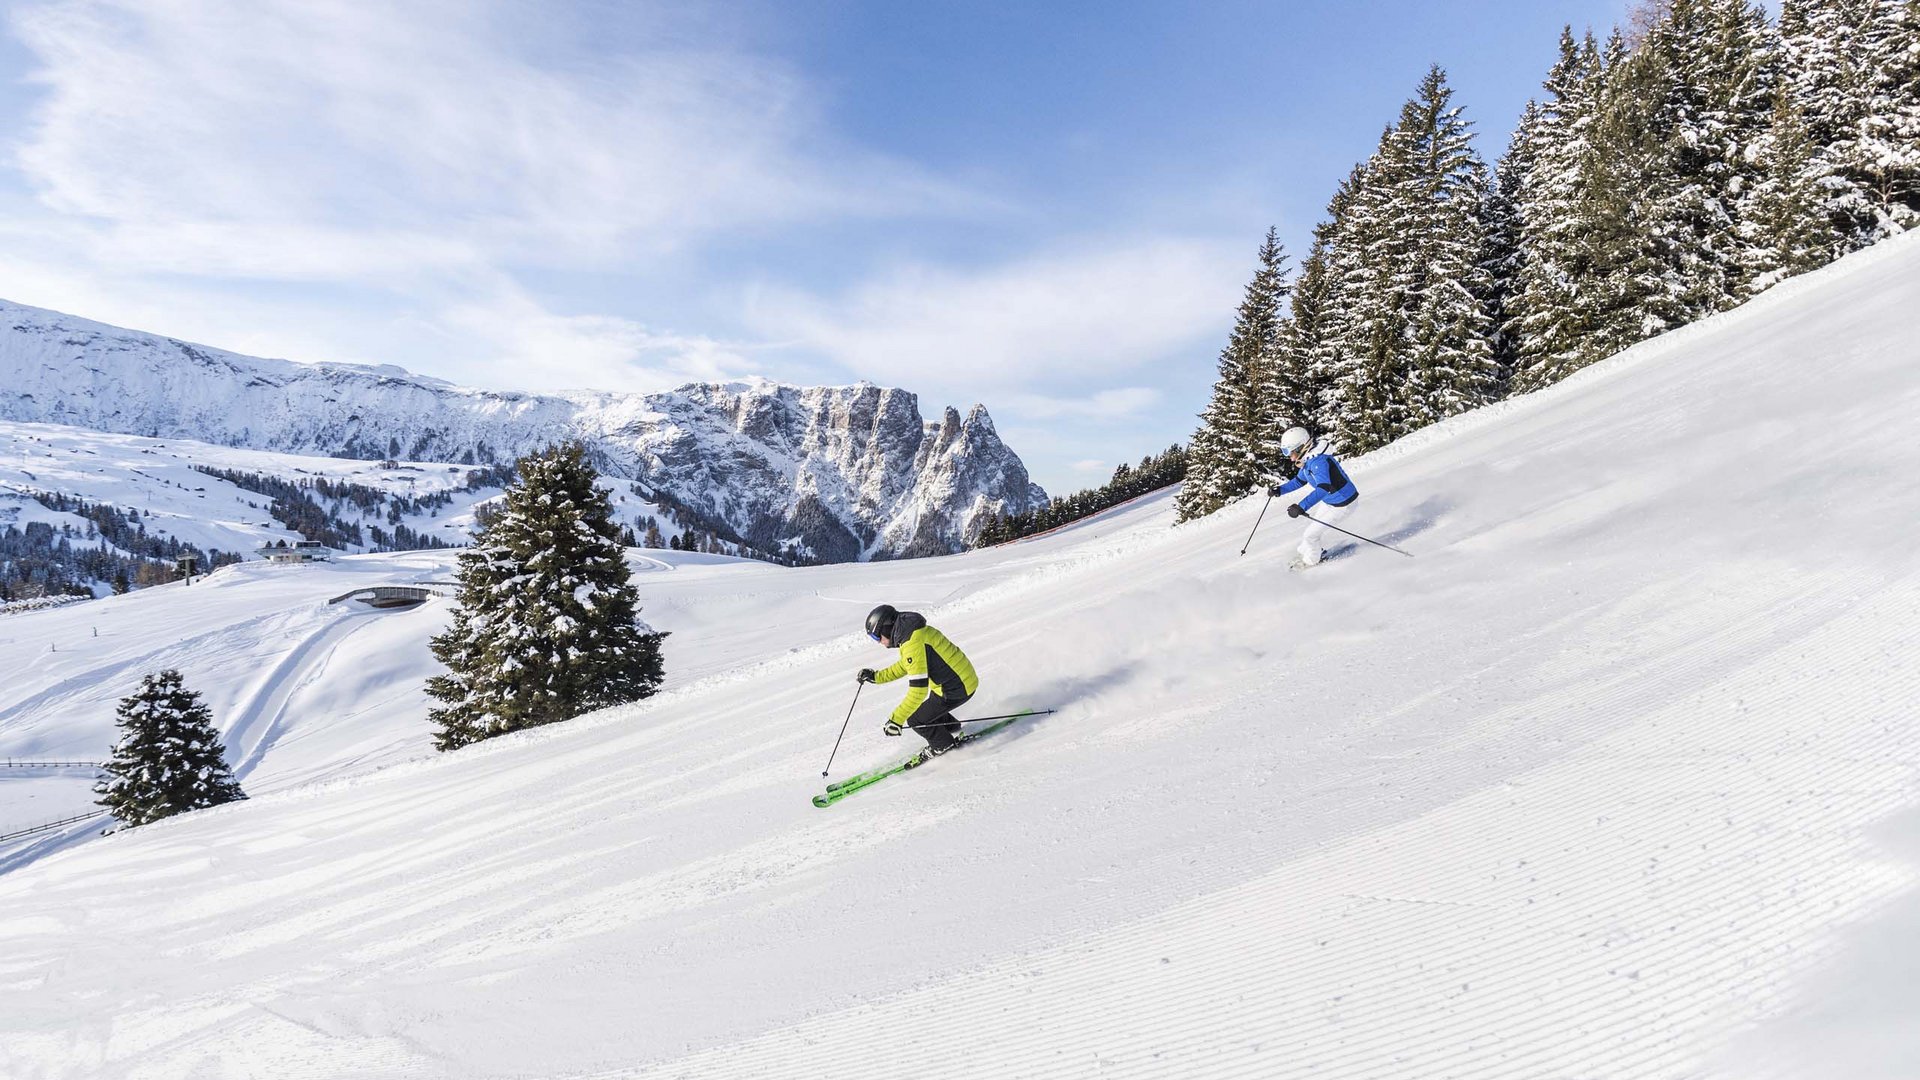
[1286,503,1305,519]
[882,721,903,736]
[856,668,876,684]
[1268,485,1283,498]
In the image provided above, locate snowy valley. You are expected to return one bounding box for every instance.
[0,218,1915,1079]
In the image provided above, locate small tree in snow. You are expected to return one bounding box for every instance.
[427,443,666,751]
[95,670,245,827]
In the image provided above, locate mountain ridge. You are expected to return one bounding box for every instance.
[0,298,1048,560]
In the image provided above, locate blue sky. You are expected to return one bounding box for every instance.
[0,0,1641,493]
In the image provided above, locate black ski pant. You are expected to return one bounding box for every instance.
[903,689,970,752]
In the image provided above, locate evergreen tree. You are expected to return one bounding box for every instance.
[95,670,245,827]
[1568,27,1711,364]
[980,445,1186,546]
[1507,29,1610,391]
[1317,131,1413,451]
[1530,0,1781,374]
[426,443,666,751]
[1635,0,1781,317]
[1479,105,1534,385]
[1175,229,1291,521]
[1289,163,1370,435]
[1779,0,1920,243]
[1317,67,1499,453]
[1743,89,1846,290]
[1400,66,1503,429]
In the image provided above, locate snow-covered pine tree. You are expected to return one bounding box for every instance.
[1289,163,1369,435]
[1400,67,1503,429]
[1507,29,1610,392]
[1317,67,1499,453]
[1261,306,1318,459]
[1175,228,1290,522]
[1642,0,1781,315]
[1742,89,1846,291]
[1318,127,1416,453]
[1578,27,1699,359]
[1779,0,1920,243]
[427,443,666,751]
[95,669,245,828]
[1479,105,1534,384]
[1874,0,1920,226]
[1242,229,1299,475]
[1574,2,1765,359]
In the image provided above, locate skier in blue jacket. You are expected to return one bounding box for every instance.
[1267,426,1358,569]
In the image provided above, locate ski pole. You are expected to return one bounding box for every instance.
[1302,513,1414,557]
[917,709,1056,730]
[821,682,865,777]
[1240,495,1273,556]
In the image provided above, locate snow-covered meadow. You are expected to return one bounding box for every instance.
[0,422,503,559]
[1,232,1918,1078]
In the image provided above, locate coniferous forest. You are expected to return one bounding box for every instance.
[1178,0,1919,522]
[974,445,1187,546]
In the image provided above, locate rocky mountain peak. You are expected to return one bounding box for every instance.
[0,298,1047,561]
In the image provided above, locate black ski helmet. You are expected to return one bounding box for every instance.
[865,604,898,642]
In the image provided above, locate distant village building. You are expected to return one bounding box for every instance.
[257,540,332,564]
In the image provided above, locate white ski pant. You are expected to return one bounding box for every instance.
[1298,500,1356,565]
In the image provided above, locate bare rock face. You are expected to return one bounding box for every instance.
[0,299,1047,560]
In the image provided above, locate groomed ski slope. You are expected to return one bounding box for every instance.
[1,232,1918,1080]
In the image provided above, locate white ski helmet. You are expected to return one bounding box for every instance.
[1280,426,1313,457]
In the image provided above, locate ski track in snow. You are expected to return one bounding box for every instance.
[0,232,1918,1079]
[223,607,380,779]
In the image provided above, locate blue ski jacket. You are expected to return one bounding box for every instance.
[1275,446,1358,512]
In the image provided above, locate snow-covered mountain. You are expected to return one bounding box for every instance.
[0,298,1048,560]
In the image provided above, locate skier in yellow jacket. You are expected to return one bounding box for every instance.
[856,604,979,755]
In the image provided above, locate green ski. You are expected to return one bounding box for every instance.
[812,709,1050,808]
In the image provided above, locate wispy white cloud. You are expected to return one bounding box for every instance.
[8,0,970,279]
[0,0,997,396]
[1007,387,1162,421]
[0,230,746,396]
[747,236,1242,392]
[433,277,757,393]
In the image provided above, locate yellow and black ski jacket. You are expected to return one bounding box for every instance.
[872,611,979,724]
